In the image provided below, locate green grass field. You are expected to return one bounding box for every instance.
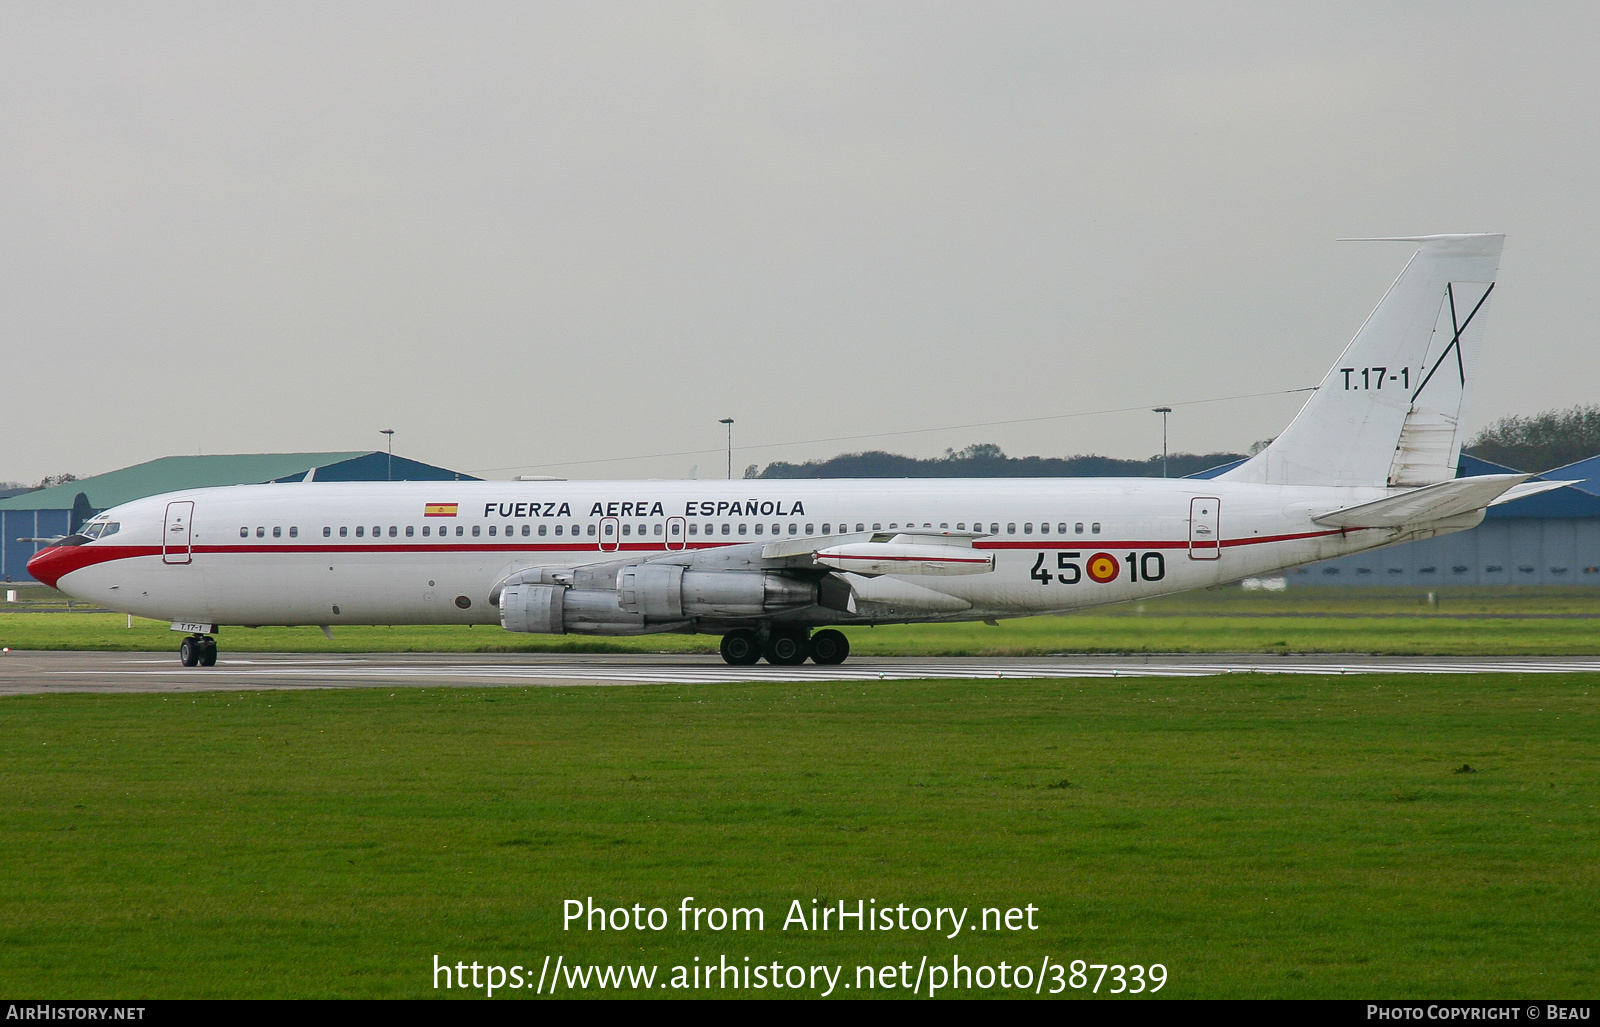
[2,672,1595,998]
[6,584,1600,655]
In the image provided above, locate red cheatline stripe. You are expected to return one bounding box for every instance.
[31,527,1355,584]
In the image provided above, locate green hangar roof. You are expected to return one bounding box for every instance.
[0,452,476,513]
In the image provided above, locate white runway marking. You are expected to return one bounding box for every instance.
[8,651,1600,695]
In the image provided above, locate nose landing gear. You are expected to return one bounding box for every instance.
[179,635,217,667]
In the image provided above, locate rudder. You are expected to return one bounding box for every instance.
[1222,234,1503,487]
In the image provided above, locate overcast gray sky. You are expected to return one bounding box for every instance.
[4,1,1597,484]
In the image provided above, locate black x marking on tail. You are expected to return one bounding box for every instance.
[1411,281,1494,403]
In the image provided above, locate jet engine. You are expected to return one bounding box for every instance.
[615,564,816,619]
[498,564,816,635]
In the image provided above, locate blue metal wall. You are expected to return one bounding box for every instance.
[1290,518,1600,587]
[1,509,71,583]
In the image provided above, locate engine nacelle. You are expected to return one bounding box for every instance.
[500,583,659,636]
[616,564,816,618]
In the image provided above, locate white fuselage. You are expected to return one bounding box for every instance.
[40,477,1436,629]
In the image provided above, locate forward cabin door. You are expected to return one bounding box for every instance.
[1189,497,1220,560]
[666,516,687,551]
[163,501,195,564]
[599,516,620,552]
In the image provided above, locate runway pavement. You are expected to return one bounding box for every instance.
[5,650,1600,695]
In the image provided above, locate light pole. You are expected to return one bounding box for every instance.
[1151,408,1171,478]
[380,429,395,481]
[718,419,734,479]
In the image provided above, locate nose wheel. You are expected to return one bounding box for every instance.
[179,635,217,667]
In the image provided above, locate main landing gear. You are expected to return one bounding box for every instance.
[179,634,217,667]
[719,628,851,667]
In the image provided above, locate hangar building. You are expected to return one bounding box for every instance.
[1,451,476,583]
[1279,453,1600,587]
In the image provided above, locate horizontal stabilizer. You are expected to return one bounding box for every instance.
[1488,479,1583,506]
[1312,474,1530,527]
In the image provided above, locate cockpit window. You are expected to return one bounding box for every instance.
[78,520,119,540]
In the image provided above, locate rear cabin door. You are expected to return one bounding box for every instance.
[163,501,195,564]
[666,516,687,551]
[599,516,620,552]
[1189,497,1220,560]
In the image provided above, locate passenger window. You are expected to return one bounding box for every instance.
[1058,523,1067,534]
[405,525,414,537]
[372,526,380,537]
[1007,523,1016,534]
[387,526,396,537]
[705,524,713,536]
[240,527,248,538]
[1075,522,1084,534]
[340,526,348,537]
[754,523,763,535]
[688,524,698,536]
[822,524,831,534]
[889,523,898,529]
[1092,522,1101,534]
[872,523,882,531]
[955,523,964,530]
[538,524,546,536]
[471,525,481,537]
[856,523,865,533]
[554,525,562,536]
[722,524,731,536]
[638,524,646,536]
[1023,523,1032,534]
[422,525,430,537]
[738,524,748,535]
[522,524,530,537]
[356,526,364,538]
[256,527,265,538]
[940,522,948,529]
[990,523,999,534]
[289,526,298,538]
[621,524,630,536]
[654,524,663,536]
[586,524,595,536]
[670,523,679,536]
[605,523,615,536]
[322,526,331,538]
[459,526,467,537]
[1039,522,1049,534]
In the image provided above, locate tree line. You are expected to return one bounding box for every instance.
[749,404,1600,479]
[753,442,1247,479]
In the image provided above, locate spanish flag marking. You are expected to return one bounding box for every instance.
[424,503,459,518]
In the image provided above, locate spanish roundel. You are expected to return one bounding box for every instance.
[1086,552,1119,583]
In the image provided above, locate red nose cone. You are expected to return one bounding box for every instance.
[26,546,74,590]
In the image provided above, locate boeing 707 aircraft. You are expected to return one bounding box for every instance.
[31,234,1567,667]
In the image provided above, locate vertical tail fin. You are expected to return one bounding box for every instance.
[1221,234,1503,487]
